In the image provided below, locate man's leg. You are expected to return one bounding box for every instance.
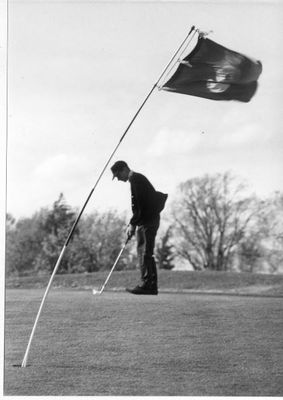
[136,225,146,279]
[127,216,160,294]
[142,216,160,289]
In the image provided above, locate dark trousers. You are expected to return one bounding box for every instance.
[136,216,160,288]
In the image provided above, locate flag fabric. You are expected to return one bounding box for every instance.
[161,36,262,102]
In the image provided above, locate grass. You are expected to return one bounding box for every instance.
[5,269,283,296]
[4,288,283,396]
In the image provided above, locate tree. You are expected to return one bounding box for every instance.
[238,192,283,273]
[172,172,257,271]
[69,209,132,272]
[6,212,47,276]
[156,226,175,270]
[6,193,135,276]
[34,193,77,274]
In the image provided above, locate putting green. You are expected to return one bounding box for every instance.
[4,289,283,396]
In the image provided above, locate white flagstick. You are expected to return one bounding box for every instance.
[21,246,67,367]
[93,239,129,295]
[21,26,196,367]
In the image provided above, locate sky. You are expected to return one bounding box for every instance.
[4,0,283,220]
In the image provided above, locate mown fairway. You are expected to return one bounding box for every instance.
[4,288,283,396]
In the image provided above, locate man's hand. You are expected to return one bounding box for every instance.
[126,224,136,240]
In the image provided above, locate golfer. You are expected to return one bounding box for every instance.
[111,161,167,295]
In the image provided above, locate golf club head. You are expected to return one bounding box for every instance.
[92,288,103,295]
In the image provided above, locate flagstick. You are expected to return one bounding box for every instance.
[21,246,67,367]
[21,25,196,368]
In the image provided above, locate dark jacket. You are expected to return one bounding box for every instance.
[129,172,167,226]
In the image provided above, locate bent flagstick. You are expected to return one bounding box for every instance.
[21,246,67,367]
[21,26,196,368]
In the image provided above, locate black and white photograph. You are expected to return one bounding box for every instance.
[2,0,283,396]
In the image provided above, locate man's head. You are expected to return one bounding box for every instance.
[111,160,130,182]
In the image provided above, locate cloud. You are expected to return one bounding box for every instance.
[146,122,268,159]
[33,153,91,181]
[6,154,95,217]
[219,123,271,147]
[147,128,202,157]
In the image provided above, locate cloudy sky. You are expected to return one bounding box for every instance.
[5,0,283,219]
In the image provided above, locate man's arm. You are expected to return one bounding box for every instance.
[129,181,143,226]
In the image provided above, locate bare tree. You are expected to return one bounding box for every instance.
[172,172,257,271]
[238,192,283,273]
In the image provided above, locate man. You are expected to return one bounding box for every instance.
[111,160,167,295]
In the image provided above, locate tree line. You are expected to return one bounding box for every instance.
[6,172,283,277]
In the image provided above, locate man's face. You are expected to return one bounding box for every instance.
[115,168,128,182]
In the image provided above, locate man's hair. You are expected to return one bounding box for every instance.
[111,160,129,174]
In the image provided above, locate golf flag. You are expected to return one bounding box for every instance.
[161,35,262,102]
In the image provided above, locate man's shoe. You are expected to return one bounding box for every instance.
[126,285,158,295]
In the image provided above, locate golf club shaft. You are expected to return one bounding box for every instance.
[99,240,128,294]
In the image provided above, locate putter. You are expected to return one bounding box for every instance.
[92,237,129,295]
